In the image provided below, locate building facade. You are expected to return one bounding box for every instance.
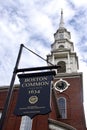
[0,10,87,130]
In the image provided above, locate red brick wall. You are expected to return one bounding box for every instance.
[0,88,21,130]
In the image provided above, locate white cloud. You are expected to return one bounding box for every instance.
[70,0,87,7]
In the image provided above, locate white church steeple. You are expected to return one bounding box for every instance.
[47,10,79,73]
[59,9,64,29]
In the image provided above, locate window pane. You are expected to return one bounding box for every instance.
[58,98,65,108]
[59,109,66,119]
[58,97,67,119]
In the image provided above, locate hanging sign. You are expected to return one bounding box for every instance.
[14,71,55,118]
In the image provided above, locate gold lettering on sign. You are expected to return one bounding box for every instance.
[24,76,47,82]
[28,90,40,94]
[22,76,49,87]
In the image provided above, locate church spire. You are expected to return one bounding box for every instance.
[59,9,64,29]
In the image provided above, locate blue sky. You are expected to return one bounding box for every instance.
[0,0,87,123]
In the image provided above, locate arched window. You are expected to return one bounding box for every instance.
[58,97,67,119]
[59,45,64,49]
[57,61,66,73]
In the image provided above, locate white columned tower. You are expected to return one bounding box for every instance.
[47,9,79,74]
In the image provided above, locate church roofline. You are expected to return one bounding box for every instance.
[0,84,19,91]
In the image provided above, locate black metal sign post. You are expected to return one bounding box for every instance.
[0,44,24,130]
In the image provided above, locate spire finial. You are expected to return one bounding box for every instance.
[59,9,64,28]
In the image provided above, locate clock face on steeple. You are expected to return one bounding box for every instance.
[54,79,70,92]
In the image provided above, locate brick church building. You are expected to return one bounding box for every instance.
[0,10,87,130]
